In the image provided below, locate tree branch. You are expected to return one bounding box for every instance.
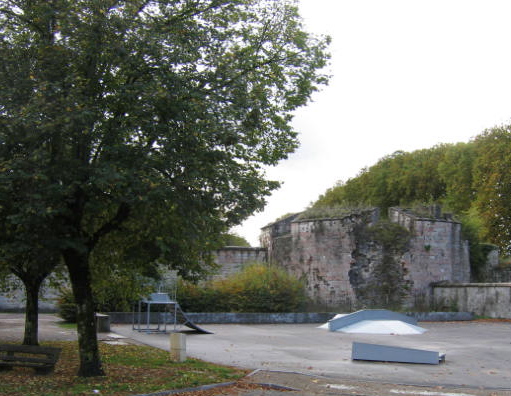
[89,202,131,249]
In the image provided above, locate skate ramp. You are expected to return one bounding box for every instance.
[319,309,426,335]
[134,293,212,334]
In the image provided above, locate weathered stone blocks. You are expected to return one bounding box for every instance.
[261,207,471,309]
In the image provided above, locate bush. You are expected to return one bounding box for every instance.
[56,271,154,322]
[58,263,307,317]
[178,263,307,312]
[57,288,77,322]
[297,205,372,220]
[92,271,153,312]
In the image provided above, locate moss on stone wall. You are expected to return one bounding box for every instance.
[297,206,373,220]
[350,221,412,309]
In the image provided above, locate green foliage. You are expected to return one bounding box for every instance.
[177,280,225,312]
[178,263,307,312]
[314,147,449,212]
[457,211,488,282]
[297,205,372,220]
[351,221,412,309]
[472,126,511,253]
[0,341,246,396]
[57,289,77,323]
[437,142,476,213]
[57,268,157,320]
[0,0,329,375]
[91,270,155,313]
[311,126,511,255]
[221,233,251,247]
[365,221,411,254]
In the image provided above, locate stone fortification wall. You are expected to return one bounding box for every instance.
[211,246,267,279]
[260,213,301,260]
[287,218,357,306]
[389,208,471,291]
[0,275,60,312]
[478,247,511,282]
[433,283,511,318]
[1,207,474,312]
[265,207,471,308]
[264,209,379,307]
[0,247,267,312]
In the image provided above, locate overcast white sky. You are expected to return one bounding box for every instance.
[233,0,511,246]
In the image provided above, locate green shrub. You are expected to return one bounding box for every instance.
[178,263,307,313]
[57,288,77,322]
[297,205,372,220]
[57,271,154,322]
[92,271,153,312]
[58,263,307,316]
[177,280,226,312]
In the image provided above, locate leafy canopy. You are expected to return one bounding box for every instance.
[0,0,330,271]
[311,125,511,254]
[0,0,330,375]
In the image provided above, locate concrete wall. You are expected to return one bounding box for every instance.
[109,311,474,324]
[433,283,511,318]
[287,218,359,306]
[115,311,335,324]
[260,213,301,260]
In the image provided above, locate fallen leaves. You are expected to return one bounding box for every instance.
[0,341,248,396]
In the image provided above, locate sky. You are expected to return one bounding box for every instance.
[233,0,511,246]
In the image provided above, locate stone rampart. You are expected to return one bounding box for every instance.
[265,209,379,308]
[210,246,267,279]
[264,207,471,308]
[389,208,471,290]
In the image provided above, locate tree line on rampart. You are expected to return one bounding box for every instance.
[313,125,511,256]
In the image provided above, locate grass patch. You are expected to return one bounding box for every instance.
[0,341,247,396]
[56,321,77,330]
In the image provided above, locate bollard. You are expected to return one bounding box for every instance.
[95,313,110,333]
[170,332,186,362]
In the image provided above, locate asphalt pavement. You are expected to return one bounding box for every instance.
[2,314,511,395]
[112,320,511,391]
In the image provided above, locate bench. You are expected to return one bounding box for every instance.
[0,344,61,373]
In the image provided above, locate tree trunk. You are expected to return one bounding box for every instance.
[64,248,104,377]
[22,279,42,346]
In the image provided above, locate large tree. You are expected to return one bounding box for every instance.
[0,0,329,376]
[473,125,511,253]
[0,151,63,346]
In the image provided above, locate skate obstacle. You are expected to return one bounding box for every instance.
[133,293,212,334]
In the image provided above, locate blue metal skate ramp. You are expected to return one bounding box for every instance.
[352,342,446,365]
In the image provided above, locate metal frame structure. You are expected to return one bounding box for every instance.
[133,293,180,333]
[132,292,212,334]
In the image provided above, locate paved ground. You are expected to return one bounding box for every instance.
[113,321,511,391]
[2,314,511,395]
[0,313,78,342]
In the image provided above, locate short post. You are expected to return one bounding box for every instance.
[170,332,186,362]
[95,313,110,333]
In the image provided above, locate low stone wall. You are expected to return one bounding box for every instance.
[433,283,511,318]
[406,311,473,321]
[110,312,335,324]
[109,311,473,324]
